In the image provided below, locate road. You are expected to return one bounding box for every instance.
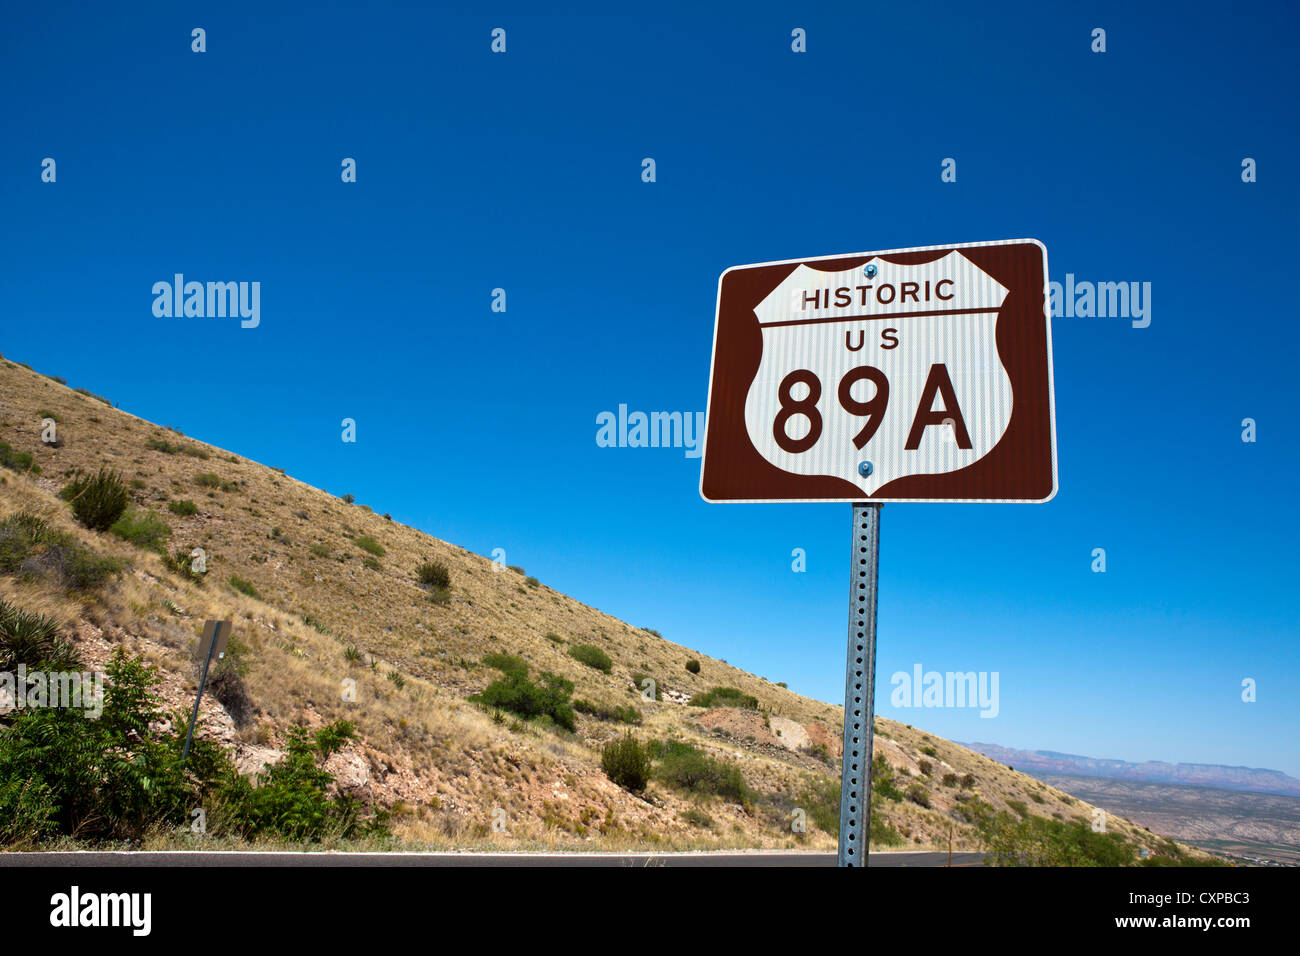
[1,850,983,867]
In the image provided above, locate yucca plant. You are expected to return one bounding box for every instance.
[59,468,129,531]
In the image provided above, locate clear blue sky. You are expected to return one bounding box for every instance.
[2,1,1297,776]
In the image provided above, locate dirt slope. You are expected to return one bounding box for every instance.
[0,353,1209,857]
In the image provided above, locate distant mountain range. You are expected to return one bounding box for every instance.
[960,743,1300,797]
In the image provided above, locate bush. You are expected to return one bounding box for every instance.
[688,686,758,710]
[871,755,904,801]
[871,813,906,847]
[685,659,701,674]
[215,721,384,842]
[481,652,529,678]
[0,512,122,591]
[110,506,172,553]
[416,560,450,589]
[574,698,642,724]
[229,575,258,598]
[629,672,661,701]
[352,535,385,557]
[309,543,331,558]
[164,548,205,584]
[168,499,199,517]
[59,468,129,531]
[906,784,931,808]
[0,599,77,671]
[194,473,222,488]
[976,811,1137,867]
[797,778,841,835]
[568,644,613,673]
[524,576,540,588]
[474,655,575,731]
[601,734,651,792]
[652,740,751,805]
[0,441,38,475]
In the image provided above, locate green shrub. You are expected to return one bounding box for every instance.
[109,506,172,553]
[164,548,205,584]
[942,773,959,787]
[568,644,613,673]
[481,652,529,678]
[871,813,906,847]
[309,543,331,558]
[688,686,758,710]
[574,698,642,724]
[524,575,540,588]
[0,512,121,591]
[352,535,385,557]
[629,672,661,700]
[59,468,129,531]
[473,658,575,732]
[871,755,904,801]
[35,409,60,422]
[601,734,651,792]
[229,575,258,598]
[976,810,1137,867]
[215,721,384,842]
[362,556,382,571]
[168,499,199,517]
[416,560,450,589]
[341,494,356,504]
[194,472,221,488]
[0,599,77,671]
[797,778,841,835]
[906,784,931,808]
[650,739,751,805]
[685,659,701,674]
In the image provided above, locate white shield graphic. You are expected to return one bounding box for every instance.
[742,251,1012,495]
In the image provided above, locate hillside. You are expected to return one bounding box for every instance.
[0,353,1212,860]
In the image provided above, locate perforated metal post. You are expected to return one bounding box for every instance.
[839,503,881,867]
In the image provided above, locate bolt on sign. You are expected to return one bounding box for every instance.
[700,240,1057,502]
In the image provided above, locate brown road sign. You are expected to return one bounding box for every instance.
[195,620,232,661]
[700,239,1057,503]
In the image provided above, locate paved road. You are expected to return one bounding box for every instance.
[1,850,983,867]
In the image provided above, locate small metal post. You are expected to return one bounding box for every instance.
[838,502,881,867]
[181,629,220,766]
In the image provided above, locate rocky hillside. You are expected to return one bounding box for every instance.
[0,353,1209,858]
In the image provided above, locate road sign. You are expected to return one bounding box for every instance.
[700,239,1056,503]
[182,620,232,764]
[193,619,232,661]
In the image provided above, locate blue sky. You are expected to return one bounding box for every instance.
[2,1,1297,775]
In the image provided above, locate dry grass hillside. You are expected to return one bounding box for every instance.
[0,354,1211,859]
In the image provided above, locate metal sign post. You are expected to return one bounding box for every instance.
[181,620,231,765]
[838,503,881,866]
